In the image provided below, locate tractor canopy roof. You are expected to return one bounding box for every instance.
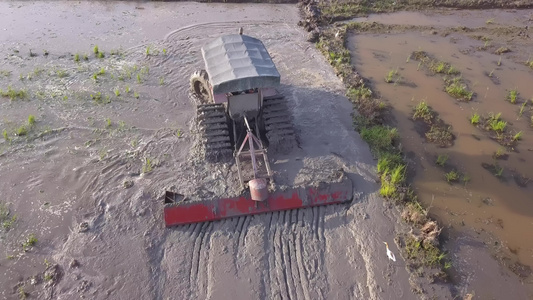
[201,34,281,94]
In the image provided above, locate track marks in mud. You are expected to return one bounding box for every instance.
[188,222,211,296]
[263,207,330,300]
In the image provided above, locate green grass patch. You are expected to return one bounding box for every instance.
[412,101,434,123]
[0,202,17,231]
[512,131,523,141]
[405,235,447,268]
[360,125,398,154]
[22,233,38,251]
[347,84,372,100]
[377,151,403,174]
[444,170,460,183]
[470,112,480,124]
[0,86,27,100]
[3,129,9,141]
[507,89,518,104]
[142,157,154,174]
[445,77,473,101]
[489,118,507,132]
[28,115,35,127]
[435,154,448,167]
[16,125,28,136]
[385,69,400,83]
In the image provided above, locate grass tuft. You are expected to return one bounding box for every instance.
[0,86,27,100]
[445,77,473,101]
[360,125,398,154]
[2,129,9,141]
[444,170,460,183]
[22,233,38,251]
[1,202,17,230]
[142,157,153,174]
[16,126,28,136]
[412,101,434,123]
[28,115,35,127]
[435,154,448,167]
[507,89,518,104]
[470,112,480,124]
[512,131,523,141]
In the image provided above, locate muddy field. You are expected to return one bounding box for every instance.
[1,1,533,300]
[347,7,533,298]
[0,1,451,299]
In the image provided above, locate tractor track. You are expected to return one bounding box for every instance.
[280,211,296,300]
[188,222,208,294]
[196,222,213,298]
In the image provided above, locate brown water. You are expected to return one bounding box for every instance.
[349,11,533,274]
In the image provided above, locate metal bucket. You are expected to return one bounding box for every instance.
[249,178,269,201]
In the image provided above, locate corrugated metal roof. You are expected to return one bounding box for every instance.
[201,34,281,94]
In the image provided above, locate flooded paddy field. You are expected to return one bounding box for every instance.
[349,8,533,297]
[2,1,533,299]
[0,1,460,300]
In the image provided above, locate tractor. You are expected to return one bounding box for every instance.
[163,29,353,227]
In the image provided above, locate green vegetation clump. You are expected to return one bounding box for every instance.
[405,235,447,267]
[2,129,9,141]
[0,86,26,100]
[142,157,153,174]
[412,101,434,123]
[445,77,473,101]
[470,113,480,124]
[347,84,372,100]
[22,233,38,251]
[444,170,459,182]
[435,154,448,167]
[425,125,453,147]
[0,202,17,230]
[507,89,518,104]
[16,126,28,136]
[28,115,35,126]
[385,69,400,83]
[360,125,398,154]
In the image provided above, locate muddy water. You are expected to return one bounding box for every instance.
[349,10,533,278]
[354,9,533,28]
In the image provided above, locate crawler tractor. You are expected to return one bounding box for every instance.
[164,29,353,227]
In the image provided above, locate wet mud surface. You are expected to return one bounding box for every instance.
[348,8,533,298]
[0,2,457,299]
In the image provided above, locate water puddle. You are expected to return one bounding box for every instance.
[348,11,533,272]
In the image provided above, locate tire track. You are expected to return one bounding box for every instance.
[188,222,209,296]
[312,206,320,241]
[239,216,252,249]
[295,209,312,300]
[273,211,290,299]
[280,210,297,300]
[266,212,280,300]
[196,222,213,298]
[289,208,306,299]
